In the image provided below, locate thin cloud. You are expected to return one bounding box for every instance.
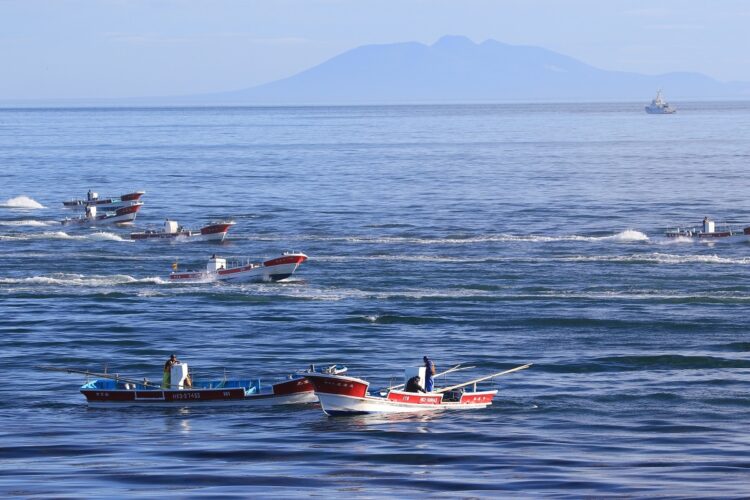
[103,32,310,46]
[623,8,670,17]
[645,24,705,31]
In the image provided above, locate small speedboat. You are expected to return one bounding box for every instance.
[60,203,143,226]
[169,252,308,283]
[305,363,531,416]
[665,217,749,240]
[42,363,347,406]
[131,219,235,242]
[63,190,145,210]
[645,90,676,114]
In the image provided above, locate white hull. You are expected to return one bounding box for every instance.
[61,211,140,226]
[305,372,499,416]
[316,392,494,415]
[645,107,676,114]
[169,253,307,283]
[131,222,234,242]
[62,203,143,227]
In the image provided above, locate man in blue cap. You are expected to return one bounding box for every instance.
[423,356,436,392]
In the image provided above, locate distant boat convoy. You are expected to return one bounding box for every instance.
[57,189,307,282]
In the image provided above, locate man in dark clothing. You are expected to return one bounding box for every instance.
[404,375,425,393]
[162,354,179,388]
[423,356,436,392]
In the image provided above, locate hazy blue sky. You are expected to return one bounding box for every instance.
[2,0,749,99]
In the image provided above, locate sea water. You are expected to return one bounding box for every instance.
[1,102,750,496]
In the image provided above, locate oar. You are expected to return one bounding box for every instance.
[38,365,166,389]
[386,364,475,390]
[435,363,532,394]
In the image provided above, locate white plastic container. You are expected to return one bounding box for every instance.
[164,220,179,234]
[170,363,189,389]
[207,257,227,273]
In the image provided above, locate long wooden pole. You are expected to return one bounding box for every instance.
[37,365,165,389]
[387,364,475,390]
[435,363,532,393]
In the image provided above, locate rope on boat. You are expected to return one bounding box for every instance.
[37,365,168,389]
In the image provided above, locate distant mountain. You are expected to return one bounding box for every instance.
[207,35,750,104]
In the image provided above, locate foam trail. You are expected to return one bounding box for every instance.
[1,196,45,209]
[0,274,166,287]
[245,230,650,245]
[0,231,131,242]
[0,220,55,227]
[566,253,750,265]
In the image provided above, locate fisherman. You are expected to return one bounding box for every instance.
[423,356,436,392]
[162,354,179,388]
[404,374,425,393]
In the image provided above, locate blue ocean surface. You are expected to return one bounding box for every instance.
[1,102,750,497]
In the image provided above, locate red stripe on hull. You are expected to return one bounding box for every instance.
[121,192,145,201]
[306,374,369,398]
[264,255,307,267]
[81,387,247,403]
[386,391,443,405]
[459,392,496,404]
[201,223,234,235]
[272,378,314,396]
[115,204,142,216]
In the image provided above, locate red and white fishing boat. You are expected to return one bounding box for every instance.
[43,363,347,406]
[169,253,307,283]
[305,363,532,416]
[131,219,235,242]
[63,190,145,210]
[60,203,143,226]
[665,217,750,240]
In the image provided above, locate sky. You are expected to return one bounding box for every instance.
[2,0,749,100]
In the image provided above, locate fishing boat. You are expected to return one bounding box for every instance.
[41,363,347,406]
[60,203,143,226]
[63,190,145,210]
[169,252,308,283]
[645,90,676,114]
[664,217,749,240]
[131,219,235,242]
[305,363,532,416]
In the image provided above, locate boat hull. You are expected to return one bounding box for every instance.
[61,203,143,226]
[306,373,497,416]
[664,229,748,240]
[81,376,316,406]
[645,107,676,114]
[169,253,307,283]
[131,223,234,242]
[63,191,145,209]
